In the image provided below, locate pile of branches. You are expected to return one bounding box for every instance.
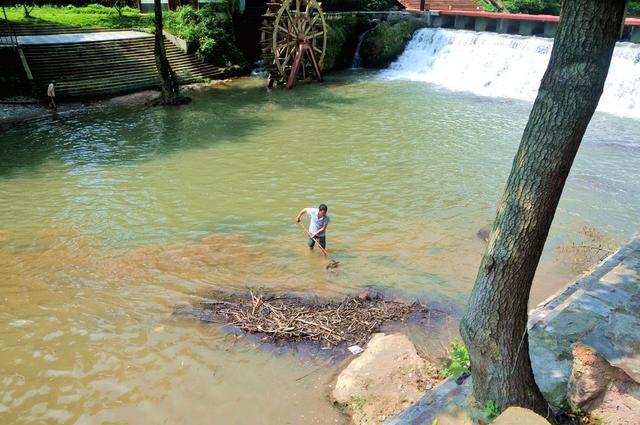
[198,291,426,346]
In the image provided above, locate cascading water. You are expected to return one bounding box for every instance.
[381,28,640,119]
[352,28,373,69]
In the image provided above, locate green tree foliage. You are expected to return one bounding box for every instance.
[4,0,137,17]
[481,0,640,16]
[502,0,560,15]
[321,0,398,12]
[360,20,422,67]
[164,5,246,68]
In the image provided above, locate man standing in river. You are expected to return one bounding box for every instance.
[296,204,330,250]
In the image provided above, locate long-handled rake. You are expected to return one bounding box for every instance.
[297,221,340,270]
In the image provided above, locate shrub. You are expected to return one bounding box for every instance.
[501,0,560,14]
[629,1,640,17]
[322,17,371,71]
[165,5,246,68]
[441,340,471,379]
[360,20,422,68]
[484,400,501,419]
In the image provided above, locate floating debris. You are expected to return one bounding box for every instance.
[193,291,429,347]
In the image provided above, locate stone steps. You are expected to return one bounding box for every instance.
[0,22,117,36]
[21,36,226,98]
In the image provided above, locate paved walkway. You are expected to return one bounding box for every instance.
[16,31,152,45]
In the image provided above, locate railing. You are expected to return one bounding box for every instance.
[323,10,426,21]
[0,6,20,49]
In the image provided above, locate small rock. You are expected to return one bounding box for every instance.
[492,407,550,424]
[567,343,609,406]
[358,291,371,300]
[476,228,490,242]
[455,371,471,385]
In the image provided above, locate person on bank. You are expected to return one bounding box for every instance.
[296,204,330,250]
[47,81,56,110]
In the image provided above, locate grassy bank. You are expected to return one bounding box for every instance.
[164,5,246,69]
[3,4,246,69]
[3,4,153,29]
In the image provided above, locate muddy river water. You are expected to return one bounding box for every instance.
[1,73,639,424]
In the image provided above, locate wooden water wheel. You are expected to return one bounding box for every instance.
[260,0,327,89]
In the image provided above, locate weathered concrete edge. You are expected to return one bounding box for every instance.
[384,376,474,425]
[528,234,640,329]
[163,30,189,54]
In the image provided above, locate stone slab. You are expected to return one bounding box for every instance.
[384,376,475,425]
[582,312,640,384]
[17,31,152,45]
[529,342,573,406]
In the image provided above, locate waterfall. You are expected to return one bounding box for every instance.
[381,28,640,119]
[352,29,373,69]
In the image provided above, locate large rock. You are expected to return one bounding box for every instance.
[492,407,550,424]
[567,343,640,425]
[332,333,438,425]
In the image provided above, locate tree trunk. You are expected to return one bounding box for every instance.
[22,3,34,18]
[487,0,506,12]
[153,0,179,104]
[460,0,626,418]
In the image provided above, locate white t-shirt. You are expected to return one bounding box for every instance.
[47,83,55,97]
[306,208,330,237]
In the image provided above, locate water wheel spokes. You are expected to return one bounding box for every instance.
[260,0,327,89]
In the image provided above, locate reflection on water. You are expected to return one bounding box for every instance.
[1,73,639,423]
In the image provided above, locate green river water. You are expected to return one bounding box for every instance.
[1,73,639,424]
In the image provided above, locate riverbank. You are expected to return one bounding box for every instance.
[383,235,640,425]
[0,80,232,132]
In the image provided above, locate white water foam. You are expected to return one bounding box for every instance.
[381,28,640,119]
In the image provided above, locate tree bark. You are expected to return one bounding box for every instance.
[153,0,179,104]
[460,0,626,418]
[487,0,506,12]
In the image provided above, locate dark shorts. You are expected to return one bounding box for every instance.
[307,236,326,249]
